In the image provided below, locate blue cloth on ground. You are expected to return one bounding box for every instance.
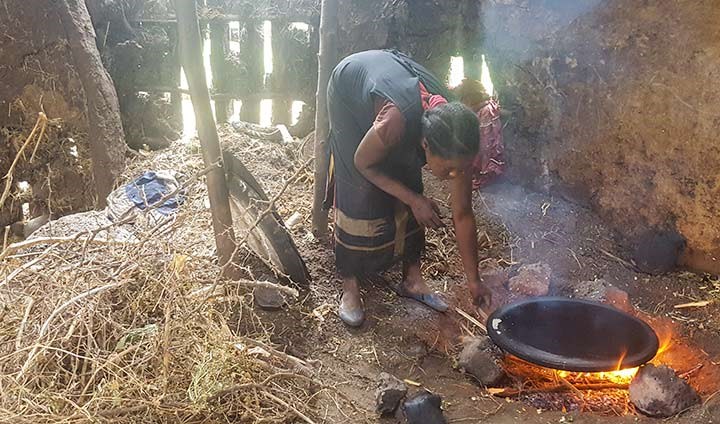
[124,171,184,216]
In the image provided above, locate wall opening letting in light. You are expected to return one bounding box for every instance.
[448,56,464,89]
[260,99,273,127]
[447,55,495,97]
[263,20,273,76]
[291,101,305,126]
[480,54,494,96]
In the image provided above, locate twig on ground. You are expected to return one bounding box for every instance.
[14,296,34,350]
[674,300,713,309]
[567,248,582,269]
[0,242,59,287]
[599,248,634,268]
[678,363,703,379]
[455,307,487,334]
[232,278,299,298]
[263,390,318,424]
[0,236,133,261]
[239,336,315,376]
[208,372,315,402]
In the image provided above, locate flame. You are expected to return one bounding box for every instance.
[615,350,627,371]
[556,367,638,384]
[656,330,673,355]
[553,328,674,384]
[555,353,638,384]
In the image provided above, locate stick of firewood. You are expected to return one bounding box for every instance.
[455,307,487,334]
[489,382,629,398]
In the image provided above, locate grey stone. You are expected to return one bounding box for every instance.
[457,337,506,386]
[253,286,285,310]
[508,262,552,296]
[629,364,700,418]
[375,372,407,416]
[633,229,685,275]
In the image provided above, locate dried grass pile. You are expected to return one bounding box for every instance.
[0,136,322,423]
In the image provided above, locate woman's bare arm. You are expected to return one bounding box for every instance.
[354,127,443,229]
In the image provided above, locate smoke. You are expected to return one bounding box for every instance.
[482,0,605,64]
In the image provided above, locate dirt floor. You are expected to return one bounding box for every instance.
[212,124,720,423]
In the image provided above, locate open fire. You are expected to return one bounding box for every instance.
[488,327,677,415]
[555,335,674,385]
[556,367,638,385]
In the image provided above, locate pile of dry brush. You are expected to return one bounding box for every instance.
[0,135,327,423]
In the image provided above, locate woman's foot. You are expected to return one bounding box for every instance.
[397,261,449,312]
[339,276,365,327]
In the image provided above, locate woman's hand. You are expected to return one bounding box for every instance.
[410,195,444,229]
[468,279,492,312]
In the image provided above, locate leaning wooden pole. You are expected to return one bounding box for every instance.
[174,0,238,273]
[311,0,338,238]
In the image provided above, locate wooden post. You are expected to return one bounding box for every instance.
[210,20,230,123]
[239,20,263,124]
[166,24,184,127]
[461,0,482,80]
[271,20,292,125]
[174,0,238,273]
[56,0,126,208]
[311,0,338,238]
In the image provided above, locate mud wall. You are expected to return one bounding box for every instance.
[336,0,481,83]
[482,0,720,273]
[0,1,95,228]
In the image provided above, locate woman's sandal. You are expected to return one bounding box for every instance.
[392,283,449,312]
[338,292,365,327]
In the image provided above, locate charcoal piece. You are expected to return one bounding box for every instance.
[375,372,407,416]
[403,391,447,424]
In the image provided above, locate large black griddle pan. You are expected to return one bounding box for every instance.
[486,297,659,372]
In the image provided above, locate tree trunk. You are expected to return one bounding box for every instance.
[210,20,230,123]
[174,0,238,275]
[239,20,263,124]
[56,0,126,208]
[311,0,338,238]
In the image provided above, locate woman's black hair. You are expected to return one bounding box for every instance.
[421,102,479,159]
